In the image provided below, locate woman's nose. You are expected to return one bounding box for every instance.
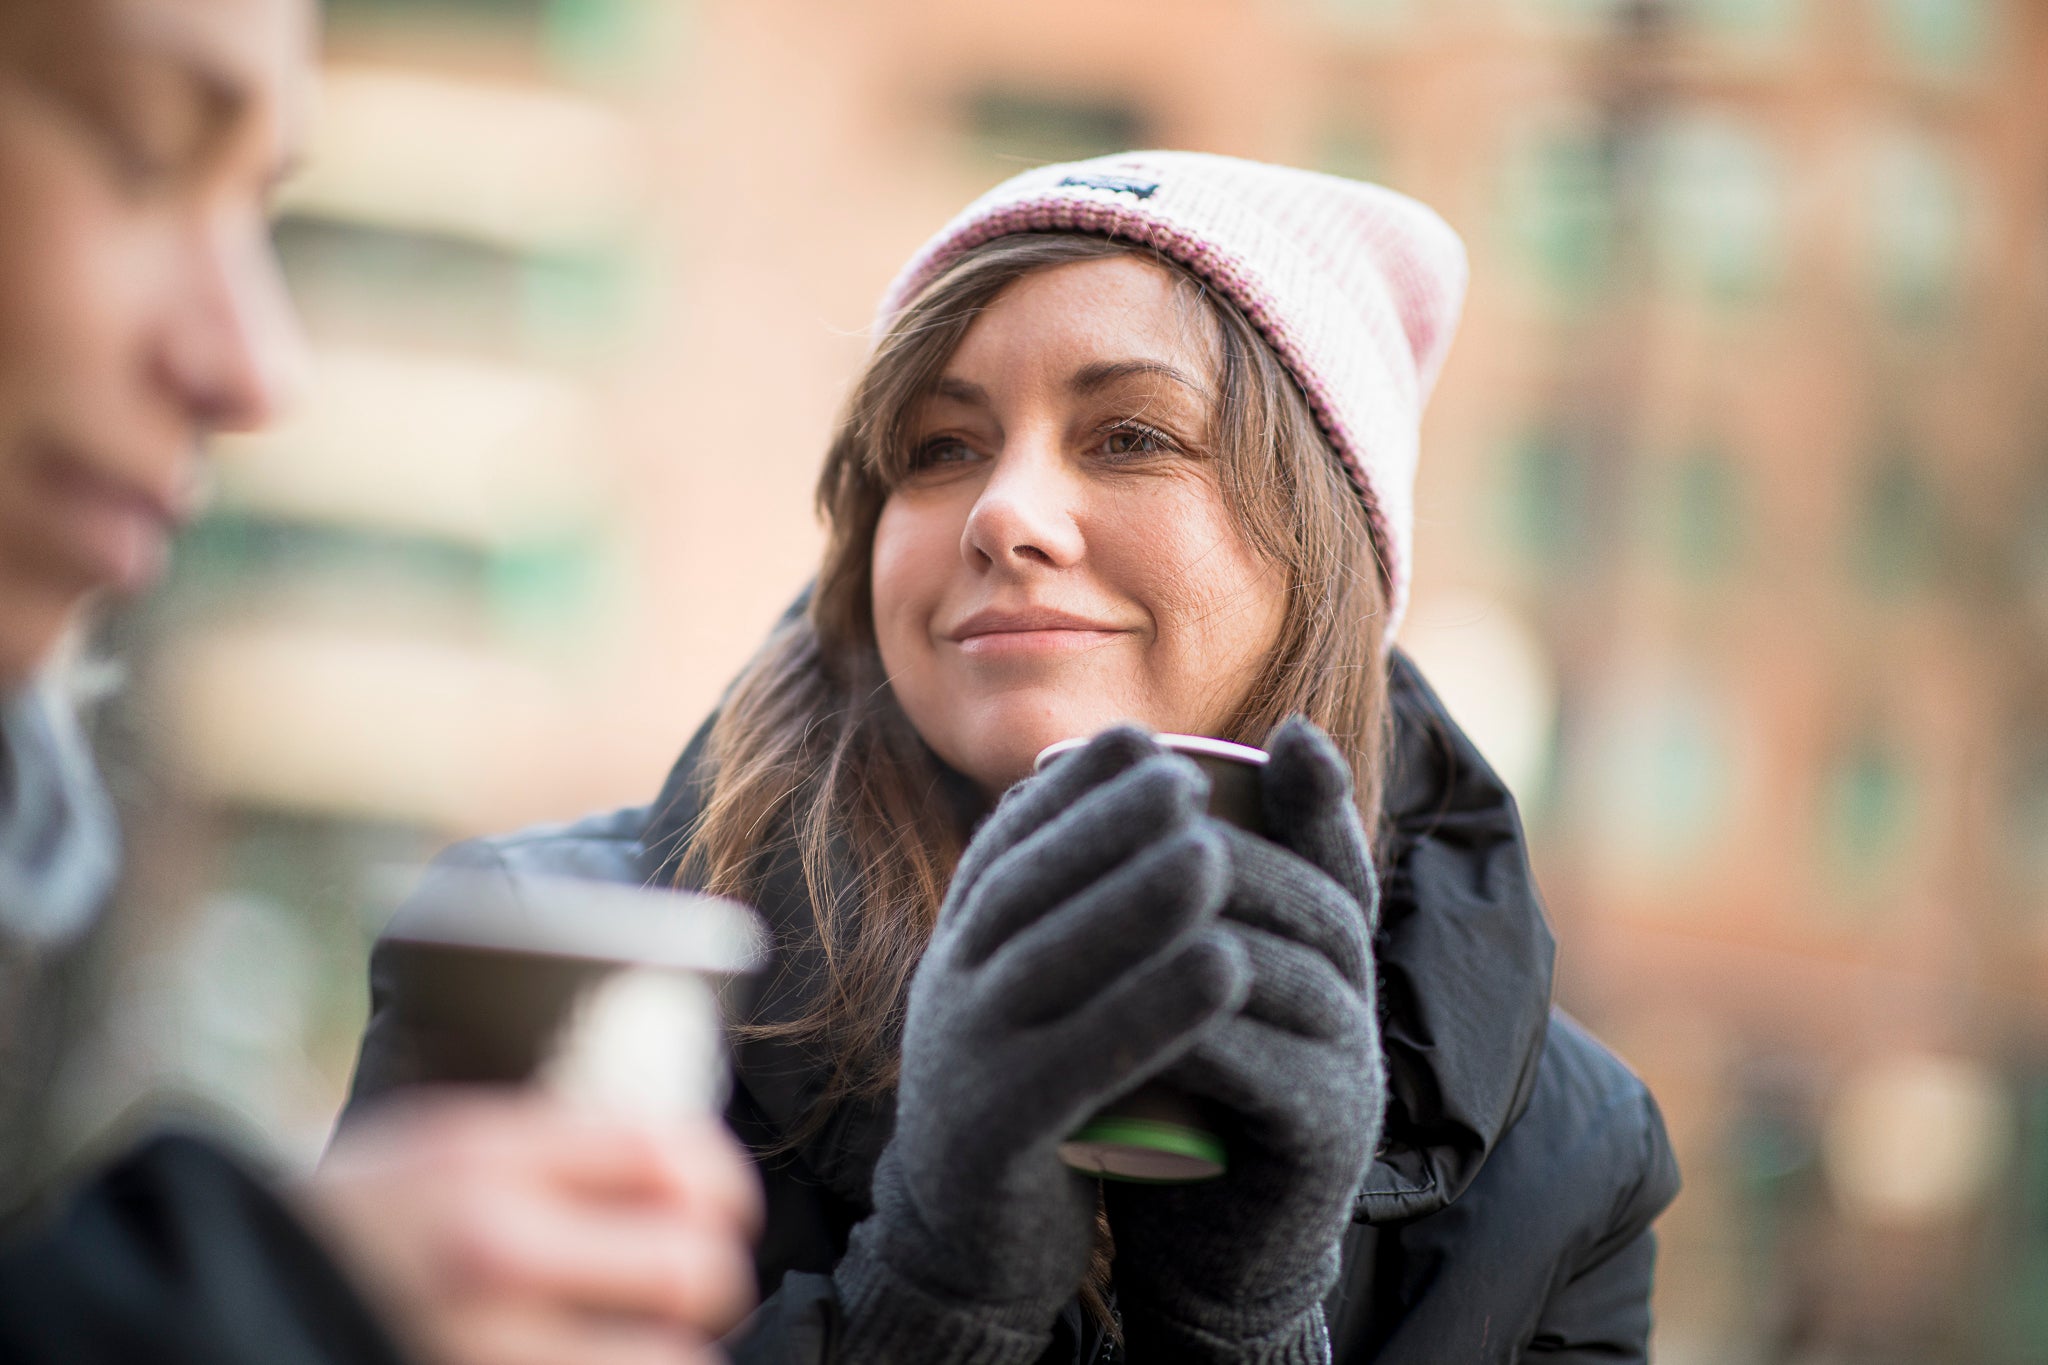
[960,440,1086,571]
[158,216,310,435]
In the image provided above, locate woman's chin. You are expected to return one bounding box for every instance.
[947,706,1159,797]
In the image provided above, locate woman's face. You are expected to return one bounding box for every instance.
[0,0,310,687]
[871,254,1288,798]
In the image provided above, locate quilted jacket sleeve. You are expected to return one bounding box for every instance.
[0,1135,410,1365]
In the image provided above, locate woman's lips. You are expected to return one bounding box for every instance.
[24,441,192,593]
[952,627,1126,658]
[945,608,1130,658]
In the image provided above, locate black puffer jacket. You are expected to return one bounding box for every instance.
[346,653,1680,1364]
[0,686,407,1365]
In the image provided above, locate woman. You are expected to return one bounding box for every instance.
[348,152,1680,1364]
[0,1,760,1362]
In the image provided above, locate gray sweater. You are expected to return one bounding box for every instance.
[0,681,119,1209]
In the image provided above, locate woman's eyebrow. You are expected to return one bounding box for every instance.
[931,375,992,409]
[1070,360,1209,397]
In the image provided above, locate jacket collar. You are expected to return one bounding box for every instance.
[0,678,119,947]
[1360,650,1555,1222]
[637,649,1555,1222]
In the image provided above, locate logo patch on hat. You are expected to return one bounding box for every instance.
[1057,173,1159,200]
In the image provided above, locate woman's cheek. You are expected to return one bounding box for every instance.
[871,496,952,677]
[1128,500,1287,724]
[1121,497,1247,626]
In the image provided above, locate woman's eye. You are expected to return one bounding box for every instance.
[57,74,204,199]
[908,436,978,470]
[1099,425,1172,458]
[101,131,181,193]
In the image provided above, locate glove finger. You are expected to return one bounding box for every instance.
[952,725,1161,901]
[1260,717,1380,929]
[1166,1013,1382,1150]
[1020,927,1251,1132]
[979,827,1229,1027]
[949,754,1207,966]
[1215,825,1371,991]
[1229,923,1367,1041]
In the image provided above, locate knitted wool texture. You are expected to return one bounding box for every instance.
[834,731,1253,1362]
[874,149,1470,645]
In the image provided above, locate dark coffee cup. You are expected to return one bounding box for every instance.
[1033,732,1269,1183]
[374,872,764,1118]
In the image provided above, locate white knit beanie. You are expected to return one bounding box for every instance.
[874,150,1469,646]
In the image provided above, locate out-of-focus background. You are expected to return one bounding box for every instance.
[62,0,2048,1360]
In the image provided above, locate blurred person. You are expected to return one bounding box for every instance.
[350,154,1681,1364]
[0,1,761,1362]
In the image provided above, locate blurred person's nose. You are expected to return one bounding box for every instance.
[960,432,1088,573]
[160,216,308,435]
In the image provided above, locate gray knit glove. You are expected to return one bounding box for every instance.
[835,728,1252,1365]
[1106,718,1385,1365]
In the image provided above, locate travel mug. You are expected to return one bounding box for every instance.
[373,871,765,1119]
[1033,732,1268,1183]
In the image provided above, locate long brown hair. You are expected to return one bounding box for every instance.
[680,235,1391,1308]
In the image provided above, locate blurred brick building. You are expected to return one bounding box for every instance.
[104,0,2048,1361]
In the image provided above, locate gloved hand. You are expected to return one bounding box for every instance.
[835,728,1253,1364]
[1106,718,1385,1364]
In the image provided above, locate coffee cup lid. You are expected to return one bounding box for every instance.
[1034,731,1270,773]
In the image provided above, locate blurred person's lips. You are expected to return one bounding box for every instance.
[23,437,196,593]
[944,605,1131,658]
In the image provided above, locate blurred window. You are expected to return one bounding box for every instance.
[159,619,574,828]
[1848,436,1942,598]
[1651,112,1785,302]
[178,516,492,596]
[326,0,646,76]
[2007,727,2048,900]
[277,219,634,359]
[173,515,606,647]
[282,68,643,259]
[1505,0,1632,34]
[278,218,529,353]
[330,0,550,18]
[1818,727,1917,893]
[1310,0,1416,31]
[521,248,639,351]
[1729,1058,1826,1257]
[210,344,603,552]
[1584,671,1740,876]
[325,0,544,11]
[965,91,1146,169]
[1502,427,1598,575]
[273,63,647,360]
[1874,0,1991,79]
[536,0,649,75]
[1500,121,1616,300]
[1315,126,1387,185]
[1671,0,1803,48]
[2000,1076,2048,1352]
[1663,442,1747,582]
[1863,129,1973,324]
[2022,460,2048,617]
[1395,590,1560,808]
